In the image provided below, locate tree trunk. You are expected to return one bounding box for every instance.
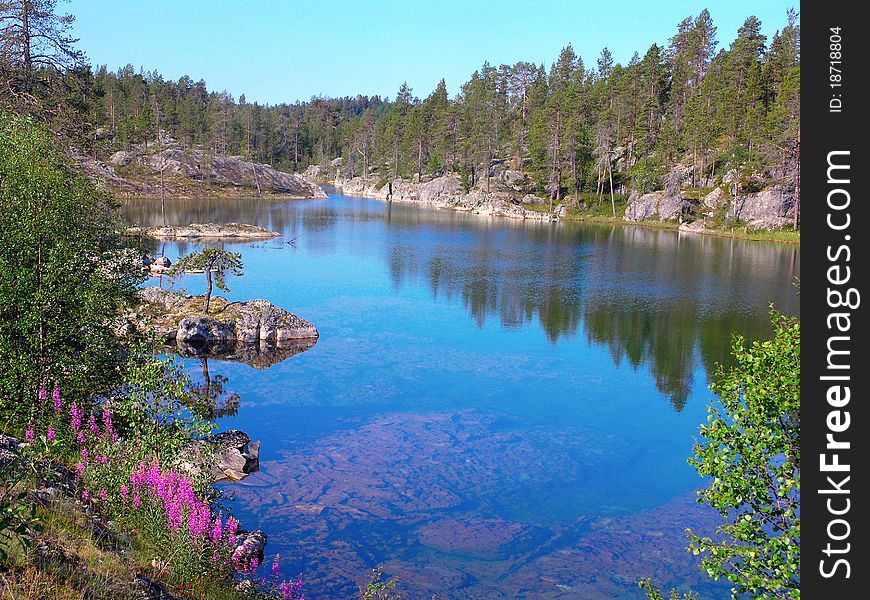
[793,132,800,230]
[252,163,262,197]
[608,154,616,217]
[22,1,32,93]
[417,139,423,183]
[204,271,213,314]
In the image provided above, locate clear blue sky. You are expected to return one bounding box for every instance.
[70,0,797,105]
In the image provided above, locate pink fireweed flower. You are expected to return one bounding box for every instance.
[82,489,89,502]
[38,387,47,403]
[25,427,34,443]
[76,431,85,445]
[120,484,129,500]
[75,462,85,479]
[102,409,114,434]
[132,494,141,508]
[249,556,259,572]
[53,385,62,413]
[271,554,281,579]
[226,516,239,537]
[46,427,56,442]
[88,415,99,435]
[80,447,89,462]
[96,455,109,465]
[99,488,108,503]
[278,577,304,600]
[210,514,223,543]
[69,404,82,431]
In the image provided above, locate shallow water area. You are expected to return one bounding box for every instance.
[122,188,799,599]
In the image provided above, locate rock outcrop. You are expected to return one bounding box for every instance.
[624,191,695,223]
[133,287,319,346]
[334,174,559,221]
[75,145,327,199]
[727,186,796,229]
[125,223,280,240]
[178,430,260,483]
[138,149,326,198]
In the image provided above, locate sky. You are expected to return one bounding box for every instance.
[69,0,797,105]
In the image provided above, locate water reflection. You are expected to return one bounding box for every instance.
[123,195,799,413]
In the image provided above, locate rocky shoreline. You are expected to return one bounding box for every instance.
[332,174,564,221]
[310,160,796,235]
[125,222,281,240]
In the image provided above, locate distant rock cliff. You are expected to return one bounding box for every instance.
[75,139,327,199]
[333,174,561,221]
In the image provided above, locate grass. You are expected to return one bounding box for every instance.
[0,495,255,600]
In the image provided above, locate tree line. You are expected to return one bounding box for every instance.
[2,3,799,208]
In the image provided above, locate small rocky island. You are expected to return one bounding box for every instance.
[124,287,319,369]
[126,222,281,240]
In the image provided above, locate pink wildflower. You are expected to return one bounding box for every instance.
[47,427,56,442]
[80,447,89,462]
[271,554,281,579]
[132,494,141,508]
[88,415,99,435]
[52,385,62,413]
[210,514,224,543]
[99,488,108,503]
[82,489,90,502]
[120,484,129,500]
[38,387,47,403]
[70,404,82,431]
[25,426,34,443]
[76,431,85,445]
[75,462,85,479]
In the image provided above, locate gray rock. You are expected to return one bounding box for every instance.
[728,186,796,229]
[177,316,235,344]
[232,530,268,567]
[703,187,730,210]
[110,151,133,167]
[126,223,280,240]
[624,190,695,222]
[132,288,319,348]
[139,148,327,198]
[177,430,260,483]
[625,191,663,221]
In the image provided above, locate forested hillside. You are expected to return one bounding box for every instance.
[2,4,799,223]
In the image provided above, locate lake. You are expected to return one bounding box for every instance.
[122,189,799,599]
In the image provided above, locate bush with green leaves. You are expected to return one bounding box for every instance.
[642,308,799,600]
[0,113,138,423]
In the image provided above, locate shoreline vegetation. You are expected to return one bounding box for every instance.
[326,172,800,244]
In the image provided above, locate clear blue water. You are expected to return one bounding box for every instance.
[123,190,799,599]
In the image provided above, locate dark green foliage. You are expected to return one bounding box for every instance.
[0,114,137,422]
[1,8,796,219]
